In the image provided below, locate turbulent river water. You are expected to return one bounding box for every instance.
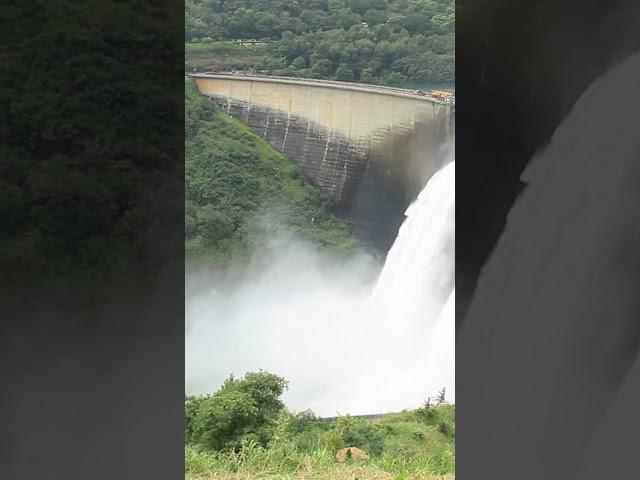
[186,158,455,416]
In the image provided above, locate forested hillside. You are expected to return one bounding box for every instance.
[185,80,359,271]
[185,0,454,84]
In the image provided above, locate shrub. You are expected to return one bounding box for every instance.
[187,371,288,451]
[342,420,385,456]
[321,430,345,452]
[416,405,437,424]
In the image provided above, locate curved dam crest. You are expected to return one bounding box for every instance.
[191,73,454,251]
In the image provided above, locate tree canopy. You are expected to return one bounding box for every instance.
[185,0,454,84]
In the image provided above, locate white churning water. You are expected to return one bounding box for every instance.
[371,160,455,403]
[186,159,455,415]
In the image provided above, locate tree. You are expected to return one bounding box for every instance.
[335,63,354,81]
[431,10,454,34]
[350,0,386,15]
[425,33,454,55]
[364,9,388,27]
[436,387,446,404]
[292,56,307,69]
[195,205,234,244]
[310,57,334,78]
[328,0,346,12]
[185,395,208,443]
[401,13,432,34]
[187,371,288,451]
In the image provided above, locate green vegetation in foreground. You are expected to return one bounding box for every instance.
[185,79,359,271]
[185,0,453,84]
[185,372,455,480]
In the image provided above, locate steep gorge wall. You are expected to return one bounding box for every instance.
[192,74,454,251]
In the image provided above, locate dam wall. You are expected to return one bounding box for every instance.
[191,73,454,251]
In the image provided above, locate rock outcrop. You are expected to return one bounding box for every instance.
[335,446,369,463]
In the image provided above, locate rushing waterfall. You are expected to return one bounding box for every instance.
[186,159,456,415]
[372,160,455,401]
[373,161,455,326]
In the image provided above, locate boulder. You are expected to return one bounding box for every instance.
[335,446,369,463]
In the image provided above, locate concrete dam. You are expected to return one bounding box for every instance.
[191,73,455,251]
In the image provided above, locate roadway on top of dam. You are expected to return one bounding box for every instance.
[189,72,455,108]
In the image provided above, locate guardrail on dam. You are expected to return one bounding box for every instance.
[190,72,454,251]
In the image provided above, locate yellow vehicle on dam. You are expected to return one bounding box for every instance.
[430,89,455,102]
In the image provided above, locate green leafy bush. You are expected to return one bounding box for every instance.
[321,430,345,452]
[342,419,385,456]
[186,371,288,451]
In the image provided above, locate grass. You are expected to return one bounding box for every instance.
[185,408,455,480]
[185,444,454,480]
